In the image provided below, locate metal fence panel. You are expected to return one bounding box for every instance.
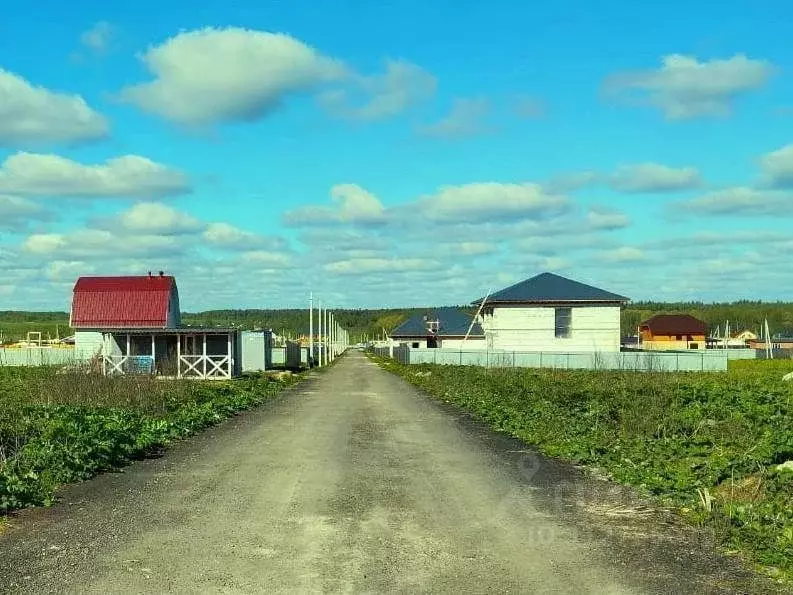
[0,348,85,367]
[373,347,730,372]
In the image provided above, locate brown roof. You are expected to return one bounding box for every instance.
[640,314,707,336]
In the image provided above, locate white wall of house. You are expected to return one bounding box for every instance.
[397,338,428,349]
[393,337,488,349]
[74,331,104,360]
[481,304,622,352]
[440,337,488,350]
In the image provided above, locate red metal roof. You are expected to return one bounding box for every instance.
[71,275,178,328]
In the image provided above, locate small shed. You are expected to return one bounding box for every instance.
[70,273,240,379]
[241,330,273,372]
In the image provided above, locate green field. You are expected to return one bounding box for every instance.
[0,367,301,512]
[373,356,793,582]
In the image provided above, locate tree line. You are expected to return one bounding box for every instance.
[2,301,793,344]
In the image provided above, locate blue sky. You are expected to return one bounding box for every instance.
[1,1,792,311]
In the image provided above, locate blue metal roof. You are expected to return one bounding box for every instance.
[475,272,629,304]
[390,307,484,338]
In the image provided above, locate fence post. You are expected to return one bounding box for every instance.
[486,350,489,369]
[567,353,571,369]
[701,353,704,371]
[513,351,516,368]
[676,353,679,371]
[539,351,543,368]
[460,350,462,365]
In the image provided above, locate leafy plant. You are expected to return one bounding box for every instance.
[0,369,301,512]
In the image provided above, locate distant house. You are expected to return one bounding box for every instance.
[639,314,707,350]
[390,307,485,349]
[474,272,629,352]
[71,273,241,379]
[748,331,793,351]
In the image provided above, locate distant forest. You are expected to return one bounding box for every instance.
[2,301,793,344]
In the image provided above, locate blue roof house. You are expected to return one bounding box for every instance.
[473,273,629,352]
[389,307,486,349]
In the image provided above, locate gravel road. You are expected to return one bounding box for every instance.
[0,351,774,594]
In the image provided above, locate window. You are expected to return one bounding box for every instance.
[412,342,420,348]
[555,307,572,338]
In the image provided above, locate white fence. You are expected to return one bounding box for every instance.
[0,348,84,367]
[373,346,731,372]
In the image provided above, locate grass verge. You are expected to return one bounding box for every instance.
[371,354,793,583]
[0,367,301,513]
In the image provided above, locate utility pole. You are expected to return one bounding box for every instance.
[318,300,323,367]
[309,292,314,368]
[323,308,328,365]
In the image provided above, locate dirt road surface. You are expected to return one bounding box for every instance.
[0,351,772,593]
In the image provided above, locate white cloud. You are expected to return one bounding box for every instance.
[597,247,645,262]
[283,183,386,226]
[448,241,497,256]
[116,202,202,234]
[0,152,190,198]
[46,260,94,281]
[298,229,390,254]
[515,233,618,254]
[587,207,631,230]
[418,98,492,138]
[324,257,442,275]
[513,96,546,119]
[417,182,569,223]
[609,162,701,192]
[759,144,793,188]
[0,195,51,230]
[240,250,292,268]
[119,27,346,126]
[203,222,286,250]
[543,171,599,194]
[605,54,773,119]
[0,69,109,146]
[22,229,183,258]
[678,186,793,216]
[80,21,114,54]
[320,59,435,121]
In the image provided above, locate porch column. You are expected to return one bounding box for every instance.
[151,334,156,374]
[202,333,207,378]
[177,333,181,378]
[227,332,232,378]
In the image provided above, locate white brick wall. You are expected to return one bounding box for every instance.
[481,304,622,352]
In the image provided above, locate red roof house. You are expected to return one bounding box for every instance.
[70,273,181,329]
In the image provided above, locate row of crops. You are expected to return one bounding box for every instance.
[0,367,299,512]
[374,356,793,582]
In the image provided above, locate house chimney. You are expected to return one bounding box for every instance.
[159,270,164,277]
[148,271,152,277]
